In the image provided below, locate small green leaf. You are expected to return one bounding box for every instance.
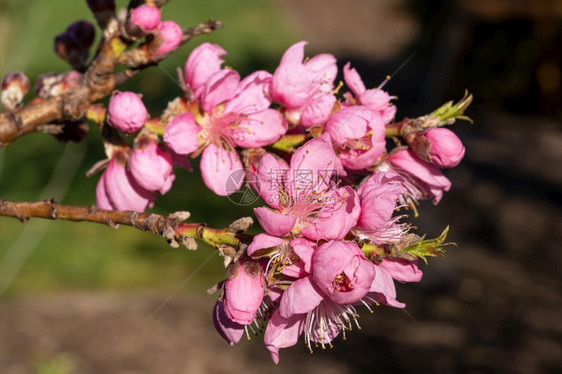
[401,226,454,264]
[431,91,473,125]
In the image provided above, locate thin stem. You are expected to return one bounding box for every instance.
[0,199,252,253]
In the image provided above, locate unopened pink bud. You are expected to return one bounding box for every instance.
[223,260,264,325]
[130,5,161,31]
[129,138,175,194]
[107,91,148,133]
[425,127,465,168]
[153,21,182,55]
[1,72,30,111]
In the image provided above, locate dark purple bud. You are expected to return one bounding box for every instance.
[86,0,115,13]
[67,20,96,48]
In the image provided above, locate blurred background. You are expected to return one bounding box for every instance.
[1,0,561,373]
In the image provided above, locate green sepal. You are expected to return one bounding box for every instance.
[401,226,453,264]
[269,134,308,153]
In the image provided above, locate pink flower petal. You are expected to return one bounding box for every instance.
[369,266,405,308]
[289,238,316,273]
[301,186,360,241]
[278,276,324,318]
[253,207,296,236]
[200,69,240,113]
[379,259,423,283]
[305,53,337,94]
[223,70,272,114]
[232,109,287,148]
[388,149,451,204]
[300,94,336,128]
[343,62,366,97]
[200,144,243,196]
[247,233,285,256]
[213,300,245,346]
[279,41,307,65]
[103,159,155,212]
[264,310,305,364]
[270,62,311,109]
[255,153,287,210]
[95,171,113,210]
[163,112,200,155]
[184,43,227,94]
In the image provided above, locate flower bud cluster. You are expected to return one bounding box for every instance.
[152,41,468,363]
[89,39,468,361]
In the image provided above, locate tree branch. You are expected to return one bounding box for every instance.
[0,19,222,147]
[0,199,253,255]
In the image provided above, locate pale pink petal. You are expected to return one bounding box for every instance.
[281,262,307,278]
[213,301,245,346]
[312,241,374,305]
[253,207,296,236]
[270,62,311,109]
[359,89,395,123]
[278,276,324,318]
[301,186,360,241]
[184,43,227,94]
[223,70,272,114]
[288,134,343,195]
[232,109,287,148]
[300,94,336,128]
[279,41,307,65]
[379,259,423,283]
[305,53,337,94]
[247,233,285,256]
[104,159,155,212]
[358,173,406,231]
[343,62,366,97]
[369,266,405,308]
[200,69,240,113]
[129,141,174,193]
[95,171,113,210]
[254,153,287,210]
[388,149,451,204]
[223,260,264,325]
[200,144,243,196]
[264,310,305,364]
[289,238,315,273]
[163,112,200,155]
[325,106,371,144]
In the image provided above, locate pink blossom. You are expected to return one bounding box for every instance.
[253,136,360,240]
[325,105,386,170]
[129,137,175,194]
[154,20,182,55]
[107,91,148,133]
[222,259,264,325]
[164,69,286,196]
[311,240,375,305]
[425,127,465,168]
[271,41,337,127]
[95,158,155,212]
[343,62,396,124]
[130,5,161,31]
[387,149,452,204]
[184,43,227,97]
[355,172,408,244]
[265,240,376,363]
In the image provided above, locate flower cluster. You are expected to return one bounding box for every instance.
[92,38,469,362]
